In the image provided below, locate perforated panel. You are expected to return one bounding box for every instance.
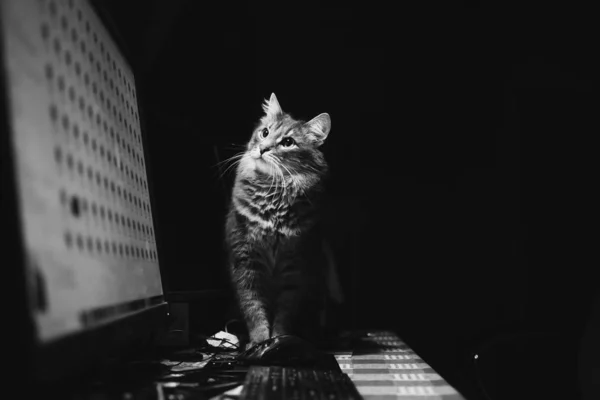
[1,0,162,342]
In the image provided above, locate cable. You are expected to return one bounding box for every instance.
[473,354,495,400]
[224,319,242,333]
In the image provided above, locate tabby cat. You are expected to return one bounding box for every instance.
[224,93,334,348]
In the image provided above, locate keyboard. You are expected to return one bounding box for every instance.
[239,366,362,400]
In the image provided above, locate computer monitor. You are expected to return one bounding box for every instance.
[0,0,168,385]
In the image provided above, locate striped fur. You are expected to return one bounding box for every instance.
[225,93,331,348]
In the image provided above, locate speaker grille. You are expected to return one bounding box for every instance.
[1,0,162,341]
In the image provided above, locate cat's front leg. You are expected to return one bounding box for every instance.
[271,287,298,338]
[232,265,271,349]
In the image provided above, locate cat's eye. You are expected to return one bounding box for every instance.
[261,128,269,138]
[280,137,295,147]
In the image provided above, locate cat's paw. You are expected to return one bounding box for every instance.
[248,326,269,347]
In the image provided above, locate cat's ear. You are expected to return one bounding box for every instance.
[306,113,331,146]
[261,93,283,119]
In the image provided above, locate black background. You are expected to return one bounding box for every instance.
[99,1,596,397]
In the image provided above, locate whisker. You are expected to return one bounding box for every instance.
[267,159,276,200]
[212,152,245,168]
[270,156,288,202]
[217,155,245,179]
[265,154,285,199]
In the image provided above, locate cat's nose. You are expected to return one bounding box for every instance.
[260,145,271,155]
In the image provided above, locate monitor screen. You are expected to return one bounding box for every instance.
[0,0,164,347]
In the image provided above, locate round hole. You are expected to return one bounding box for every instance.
[44,64,54,80]
[57,75,65,92]
[64,231,73,248]
[86,166,92,180]
[53,38,61,55]
[76,234,84,250]
[59,188,67,205]
[61,114,69,131]
[95,171,101,185]
[86,237,93,252]
[91,138,97,152]
[83,131,89,146]
[91,202,97,217]
[68,86,75,102]
[76,160,83,175]
[49,104,58,122]
[71,27,78,43]
[104,241,110,254]
[48,1,57,17]
[60,15,68,32]
[65,153,74,170]
[75,61,81,76]
[65,50,72,66]
[107,209,113,222]
[73,124,80,140]
[54,146,63,164]
[78,96,85,111]
[96,239,102,253]
[87,105,93,119]
[112,242,117,254]
[84,72,89,86]
[69,195,81,217]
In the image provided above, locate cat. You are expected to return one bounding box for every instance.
[224,93,336,348]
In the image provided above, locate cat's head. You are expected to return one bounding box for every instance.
[238,93,331,184]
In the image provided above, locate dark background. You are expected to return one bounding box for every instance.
[99,1,596,398]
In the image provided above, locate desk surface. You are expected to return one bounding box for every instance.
[332,331,466,400]
[214,330,467,400]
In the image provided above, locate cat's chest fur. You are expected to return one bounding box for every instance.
[233,178,315,236]
[229,177,321,272]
